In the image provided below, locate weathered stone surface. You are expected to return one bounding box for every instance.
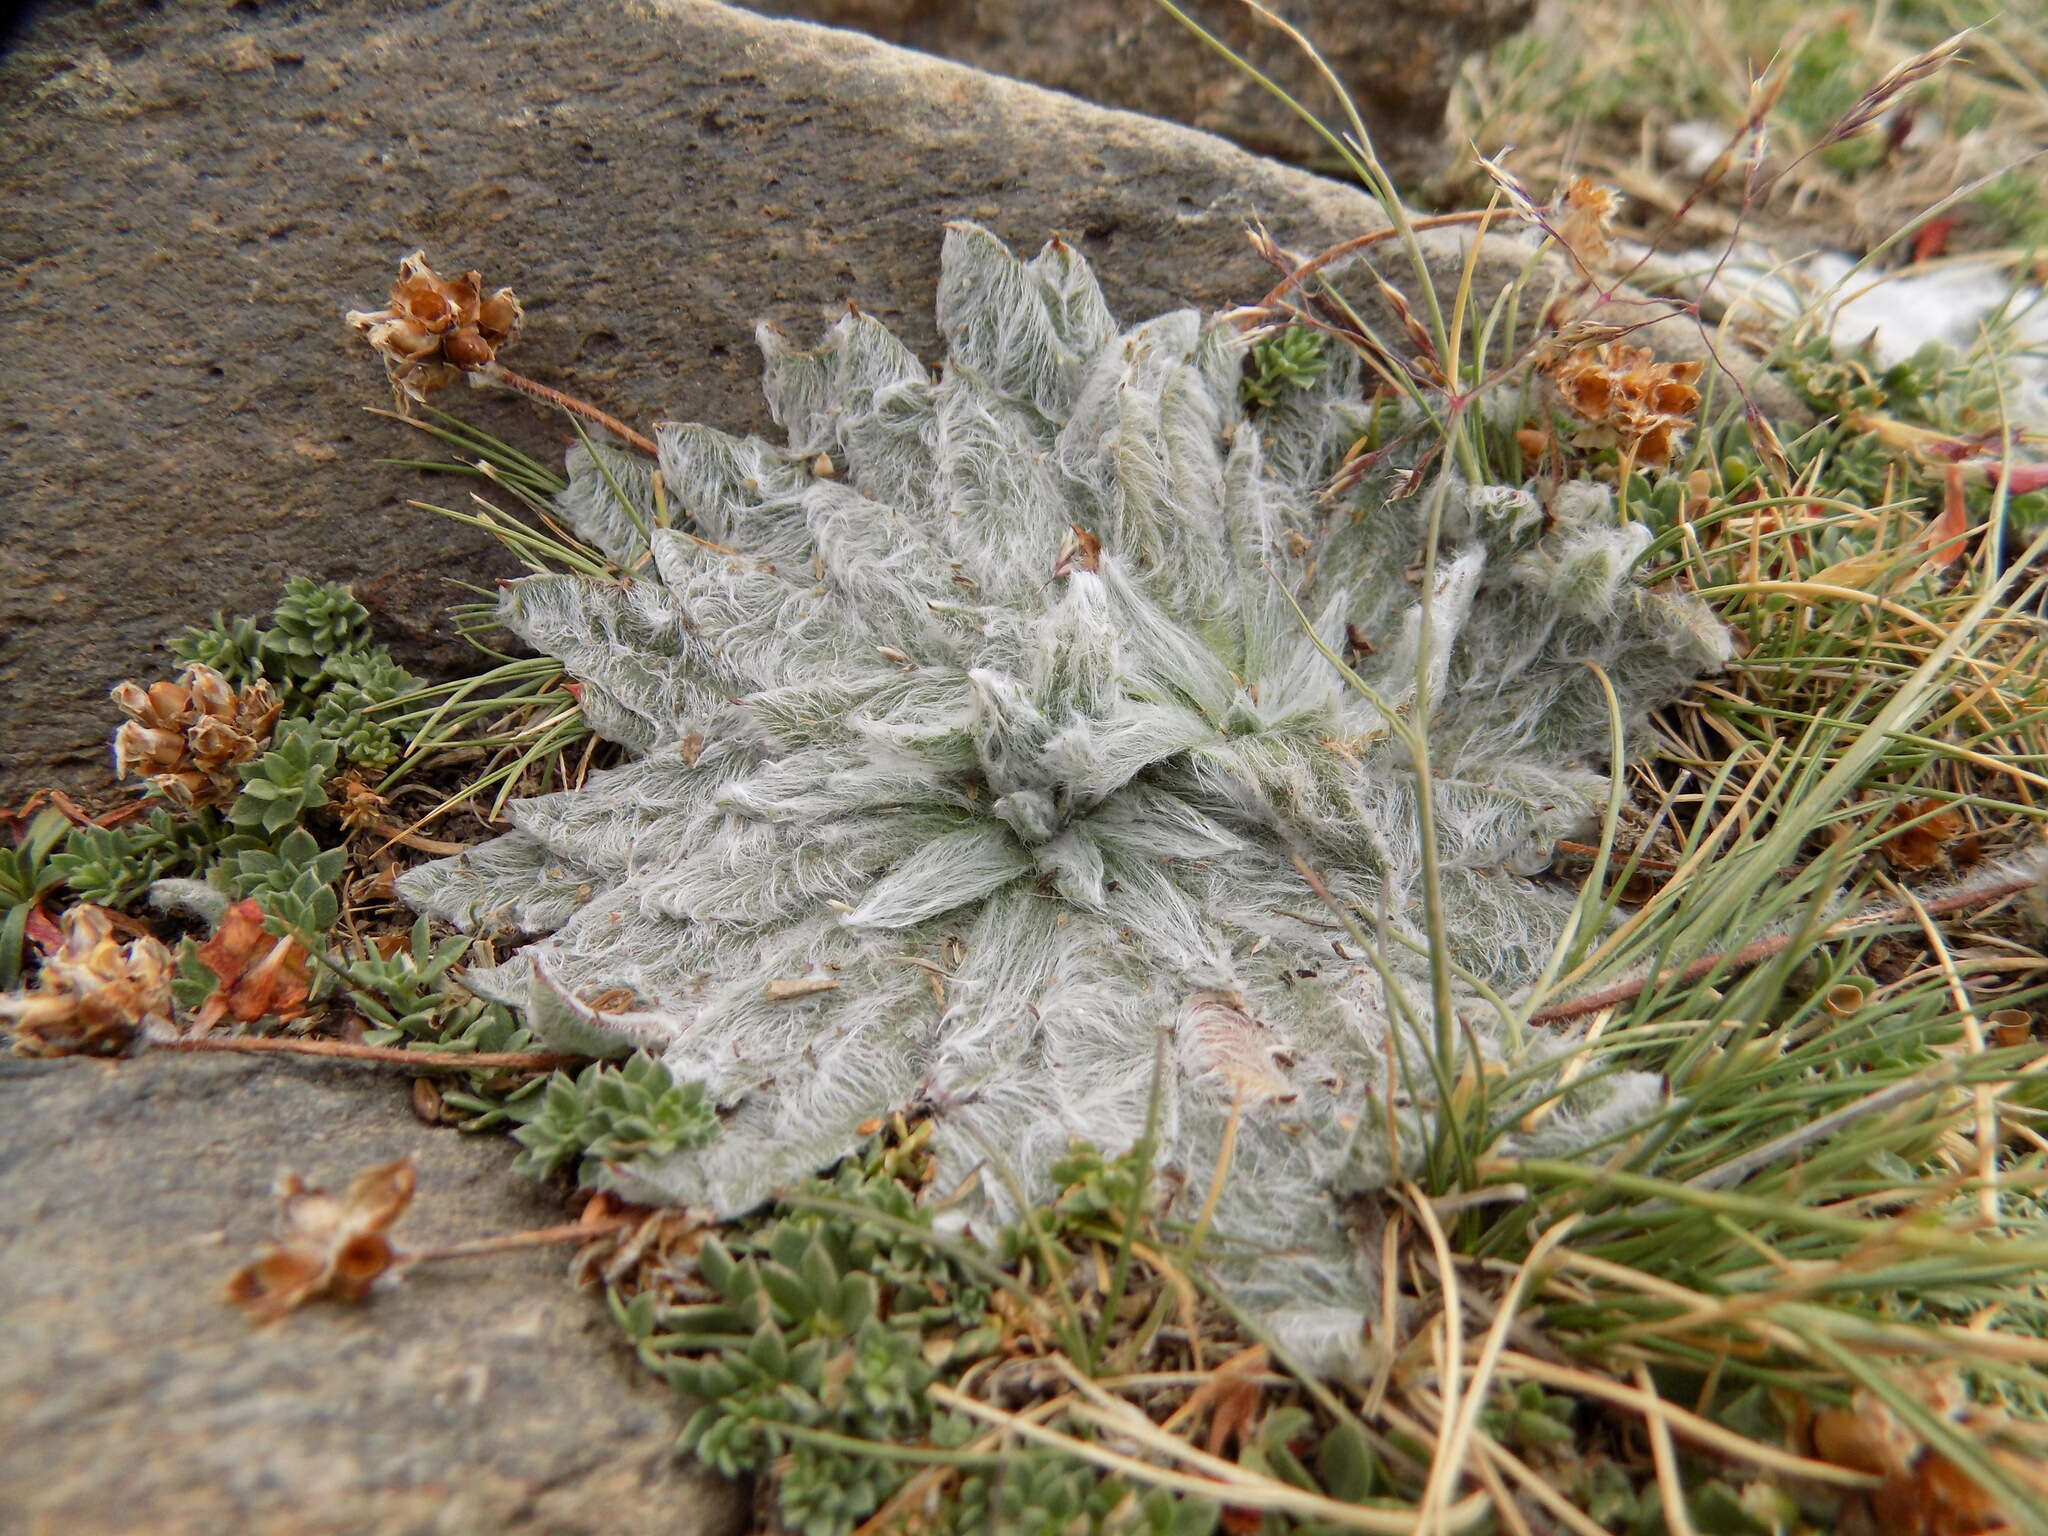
[0,1051,743,1536]
[0,0,1383,798]
[0,0,1778,801]
[735,0,1532,183]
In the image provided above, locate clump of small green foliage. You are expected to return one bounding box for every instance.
[1240,324,1330,408]
[231,724,337,836]
[221,826,345,937]
[171,612,267,686]
[0,811,67,989]
[599,1125,1227,1536]
[259,576,377,693]
[332,912,523,1053]
[32,579,431,951]
[312,649,420,769]
[52,810,229,909]
[510,1054,720,1184]
[174,577,423,762]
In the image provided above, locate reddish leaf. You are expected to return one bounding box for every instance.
[1205,1374,1264,1459]
[1911,216,1956,263]
[193,899,313,1027]
[1919,463,1971,569]
[23,902,64,957]
[1987,461,2048,496]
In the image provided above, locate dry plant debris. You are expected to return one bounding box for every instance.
[345,250,524,403]
[188,898,314,1031]
[220,1162,636,1326]
[1540,338,1704,468]
[1874,797,1978,874]
[223,1157,416,1324]
[0,903,173,1057]
[111,662,280,810]
[1553,173,1622,271]
[1812,1379,2047,1536]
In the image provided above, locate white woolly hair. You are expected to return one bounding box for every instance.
[402,225,1732,1373]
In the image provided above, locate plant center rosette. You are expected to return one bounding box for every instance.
[402,225,1730,1368]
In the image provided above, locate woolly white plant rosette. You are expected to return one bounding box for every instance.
[402,224,1731,1371]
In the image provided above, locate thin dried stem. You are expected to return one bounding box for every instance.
[404,1216,633,1265]
[1527,871,2035,1026]
[158,1035,585,1072]
[484,364,658,456]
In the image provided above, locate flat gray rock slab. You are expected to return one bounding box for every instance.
[732,0,1534,180]
[0,1052,741,1536]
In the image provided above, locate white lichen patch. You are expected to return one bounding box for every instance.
[402,225,1730,1369]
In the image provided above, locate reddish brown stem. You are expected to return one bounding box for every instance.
[403,1216,633,1266]
[1528,874,2036,1026]
[363,819,473,856]
[1251,211,1503,316]
[158,1035,585,1072]
[486,364,658,457]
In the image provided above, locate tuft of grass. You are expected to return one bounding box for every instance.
[364,405,607,821]
[1446,0,2048,258]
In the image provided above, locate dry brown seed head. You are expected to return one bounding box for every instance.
[476,288,523,344]
[348,252,520,403]
[441,330,495,370]
[109,663,278,808]
[1,903,175,1056]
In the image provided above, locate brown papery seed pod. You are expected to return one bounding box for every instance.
[442,330,496,370]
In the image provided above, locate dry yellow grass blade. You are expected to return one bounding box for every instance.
[1492,1352,1883,1488]
[930,1381,1497,1533]
[1421,1216,1583,1529]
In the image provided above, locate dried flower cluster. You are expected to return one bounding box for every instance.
[1811,1373,2045,1536]
[345,251,523,403]
[0,904,173,1056]
[111,663,280,809]
[224,1158,416,1323]
[1554,175,1621,270]
[1542,339,1704,466]
[403,227,1729,1367]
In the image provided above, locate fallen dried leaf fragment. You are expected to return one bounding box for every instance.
[191,898,313,1029]
[1,904,174,1057]
[1813,1378,2039,1536]
[225,1157,416,1323]
[1878,798,1969,873]
[762,976,840,1001]
[1919,463,1972,569]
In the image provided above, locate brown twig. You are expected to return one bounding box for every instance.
[363,819,474,857]
[403,1216,633,1266]
[1528,873,2037,1026]
[1250,211,1502,316]
[158,1035,586,1072]
[484,364,658,457]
